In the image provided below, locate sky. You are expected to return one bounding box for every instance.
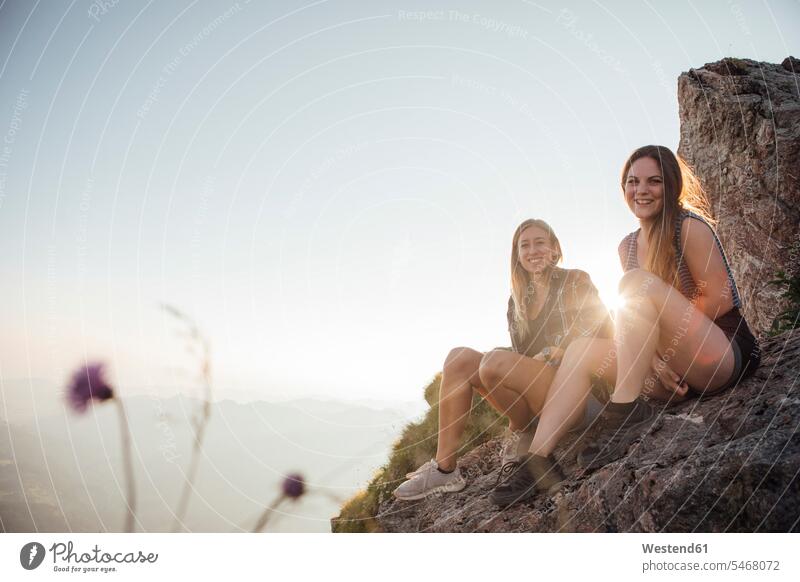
[0,0,798,404]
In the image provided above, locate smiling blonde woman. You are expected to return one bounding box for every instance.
[393,219,612,501]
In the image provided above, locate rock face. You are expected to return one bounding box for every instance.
[677,57,800,334]
[374,330,800,532]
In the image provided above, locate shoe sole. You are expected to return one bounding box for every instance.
[577,411,656,470]
[393,480,466,501]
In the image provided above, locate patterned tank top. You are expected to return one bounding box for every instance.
[622,210,742,308]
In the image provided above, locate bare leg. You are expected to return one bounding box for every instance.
[478,350,557,425]
[474,383,536,430]
[613,271,663,402]
[612,269,736,403]
[435,347,484,471]
[529,338,617,457]
[528,269,736,460]
[527,335,692,459]
[436,347,546,470]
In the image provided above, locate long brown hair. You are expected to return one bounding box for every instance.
[621,145,713,287]
[510,219,563,339]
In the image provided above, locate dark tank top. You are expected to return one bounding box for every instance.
[507,267,613,358]
[510,284,557,358]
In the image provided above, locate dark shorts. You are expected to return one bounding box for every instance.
[690,308,760,395]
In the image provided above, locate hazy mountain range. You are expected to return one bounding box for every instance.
[0,378,424,532]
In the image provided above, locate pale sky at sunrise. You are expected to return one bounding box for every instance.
[1,0,798,404]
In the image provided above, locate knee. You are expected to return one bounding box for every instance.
[443,347,477,377]
[618,268,658,297]
[478,350,507,386]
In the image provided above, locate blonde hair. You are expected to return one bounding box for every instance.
[621,145,714,287]
[509,219,563,341]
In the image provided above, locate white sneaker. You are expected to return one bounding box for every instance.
[393,459,466,501]
[405,460,434,479]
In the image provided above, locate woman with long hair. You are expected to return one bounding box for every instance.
[489,145,761,507]
[393,219,612,501]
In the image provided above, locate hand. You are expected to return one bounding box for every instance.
[651,355,689,397]
[533,346,565,367]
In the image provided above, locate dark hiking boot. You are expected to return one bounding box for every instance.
[489,454,565,508]
[577,399,657,470]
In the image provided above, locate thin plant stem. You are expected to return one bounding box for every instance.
[171,372,211,532]
[251,494,286,533]
[114,398,137,533]
[161,304,214,532]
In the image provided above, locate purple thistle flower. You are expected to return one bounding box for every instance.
[67,362,114,413]
[282,473,305,499]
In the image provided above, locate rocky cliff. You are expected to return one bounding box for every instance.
[678,57,800,334]
[360,330,799,532]
[332,57,800,533]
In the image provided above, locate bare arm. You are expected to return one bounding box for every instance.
[680,218,735,320]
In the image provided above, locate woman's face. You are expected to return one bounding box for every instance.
[624,156,665,222]
[517,225,556,275]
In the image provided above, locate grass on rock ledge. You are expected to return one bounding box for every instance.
[331,374,506,533]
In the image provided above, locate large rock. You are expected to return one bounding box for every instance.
[677,57,800,334]
[374,330,800,532]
